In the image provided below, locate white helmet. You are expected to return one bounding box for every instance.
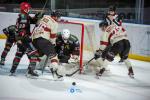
[62,29,70,40]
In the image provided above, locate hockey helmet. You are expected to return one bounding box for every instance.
[62,29,71,40]
[99,21,108,28]
[20,2,31,14]
[51,10,61,18]
[108,5,116,12]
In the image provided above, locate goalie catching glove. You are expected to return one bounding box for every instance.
[94,49,103,60]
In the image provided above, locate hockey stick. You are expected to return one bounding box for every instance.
[41,0,49,12]
[65,57,95,76]
[41,55,49,74]
[83,45,111,71]
[41,54,56,74]
[65,68,80,77]
[32,0,52,75]
[81,57,96,73]
[83,57,95,67]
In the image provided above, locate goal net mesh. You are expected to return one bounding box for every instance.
[58,21,100,72]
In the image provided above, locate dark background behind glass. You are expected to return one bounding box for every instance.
[0,0,150,24]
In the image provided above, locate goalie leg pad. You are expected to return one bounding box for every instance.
[58,55,70,63]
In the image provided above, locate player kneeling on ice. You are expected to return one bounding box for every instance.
[94,21,134,78]
[31,10,65,80]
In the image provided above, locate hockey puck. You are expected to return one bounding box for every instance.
[72,82,76,86]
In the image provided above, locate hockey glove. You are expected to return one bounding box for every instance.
[3,28,9,37]
[68,55,79,63]
[94,49,102,60]
[35,12,44,20]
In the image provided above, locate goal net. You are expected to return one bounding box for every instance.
[58,20,100,73]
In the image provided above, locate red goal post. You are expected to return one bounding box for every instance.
[58,20,98,73]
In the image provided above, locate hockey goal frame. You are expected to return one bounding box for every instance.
[58,21,85,73]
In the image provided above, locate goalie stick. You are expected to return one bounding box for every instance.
[65,57,95,76]
[40,55,80,76]
[40,55,95,77]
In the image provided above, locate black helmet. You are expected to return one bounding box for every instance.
[99,21,108,28]
[51,10,61,18]
[108,5,116,12]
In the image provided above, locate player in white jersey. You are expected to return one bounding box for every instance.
[105,5,127,63]
[95,21,134,78]
[32,12,58,44]
[30,11,64,79]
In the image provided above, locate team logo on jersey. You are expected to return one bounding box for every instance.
[64,45,69,49]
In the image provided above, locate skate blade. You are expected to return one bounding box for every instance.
[26,74,38,79]
[0,63,4,66]
[53,77,64,81]
[53,74,64,81]
[9,73,16,76]
[95,74,101,79]
[129,74,134,79]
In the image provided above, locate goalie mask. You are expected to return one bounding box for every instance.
[20,2,31,14]
[62,29,71,43]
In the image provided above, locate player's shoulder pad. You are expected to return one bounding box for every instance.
[20,14,26,18]
[69,34,78,42]
[56,33,63,41]
[69,34,79,45]
[57,32,62,38]
[57,32,61,35]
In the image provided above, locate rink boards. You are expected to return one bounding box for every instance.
[0,12,150,62]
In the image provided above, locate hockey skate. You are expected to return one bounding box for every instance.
[96,68,105,79]
[118,59,124,63]
[128,67,134,78]
[26,67,39,78]
[9,72,16,76]
[9,69,16,76]
[50,68,64,81]
[0,59,5,66]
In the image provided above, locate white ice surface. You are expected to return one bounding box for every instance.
[0,39,150,100]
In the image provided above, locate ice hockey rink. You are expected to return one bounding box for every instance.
[0,39,150,100]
